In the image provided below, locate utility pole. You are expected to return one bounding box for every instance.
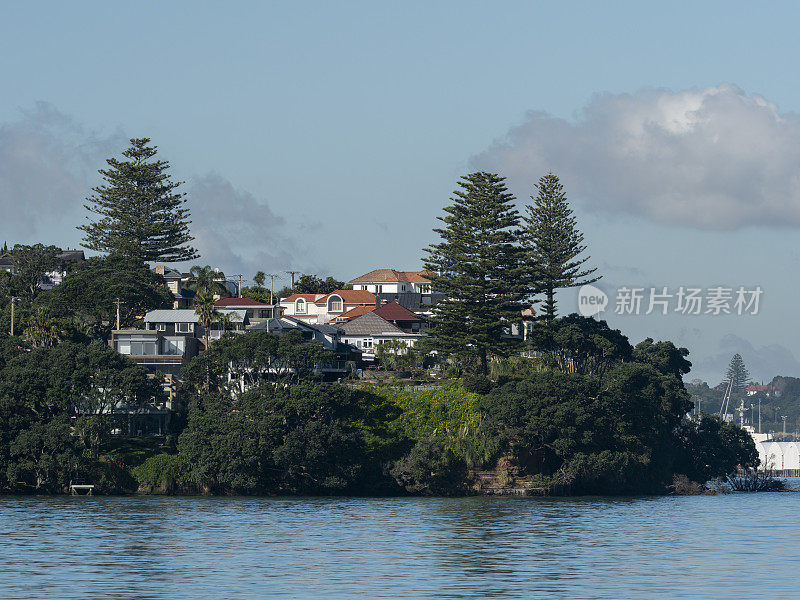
[265,274,280,305]
[9,296,16,336]
[782,415,788,437]
[758,398,761,434]
[285,270,301,289]
[226,274,244,298]
[113,298,124,330]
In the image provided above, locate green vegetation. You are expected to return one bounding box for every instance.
[79,138,198,263]
[521,173,600,322]
[0,167,763,497]
[424,172,527,375]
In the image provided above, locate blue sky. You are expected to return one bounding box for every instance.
[3,1,800,382]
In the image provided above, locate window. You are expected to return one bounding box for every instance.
[363,338,373,349]
[163,337,185,356]
[296,298,306,314]
[130,341,157,355]
[155,323,166,331]
[328,295,342,312]
[376,285,383,293]
[176,322,193,333]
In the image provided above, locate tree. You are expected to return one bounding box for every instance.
[253,271,266,288]
[79,138,199,263]
[424,172,527,375]
[521,173,599,322]
[41,254,173,340]
[194,290,219,353]
[277,274,350,299]
[187,265,228,296]
[726,353,751,393]
[9,244,61,303]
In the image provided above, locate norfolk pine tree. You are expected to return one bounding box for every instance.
[521,173,599,322]
[79,138,198,263]
[424,172,527,375]
[726,353,751,393]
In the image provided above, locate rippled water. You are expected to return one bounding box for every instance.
[1,493,798,599]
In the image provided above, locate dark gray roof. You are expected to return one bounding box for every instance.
[340,312,403,336]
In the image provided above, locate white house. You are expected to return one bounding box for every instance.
[348,269,435,294]
[279,290,378,324]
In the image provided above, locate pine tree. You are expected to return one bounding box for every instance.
[424,172,526,375]
[726,353,751,393]
[79,138,198,263]
[521,172,599,322]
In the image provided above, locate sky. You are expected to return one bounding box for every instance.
[2,1,800,383]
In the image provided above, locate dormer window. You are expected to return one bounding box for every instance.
[328,295,343,312]
[296,298,307,314]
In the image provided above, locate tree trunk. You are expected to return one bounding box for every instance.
[479,346,488,376]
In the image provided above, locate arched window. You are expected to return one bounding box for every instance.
[296,298,306,314]
[328,295,343,312]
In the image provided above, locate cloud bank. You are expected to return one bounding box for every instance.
[184,174,303,278]
[0,102,126,240]
[0,103,306,278]
[472,84,800,229]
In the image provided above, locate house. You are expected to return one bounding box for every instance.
[336,300,425,333]
[279,289,378,324]
[214,297,283,325]
[339,311,426,361]
[348,268,445,315]
[154,265,195,309]
[349,268,435,294]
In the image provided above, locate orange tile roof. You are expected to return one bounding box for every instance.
[348,269,434,284]
[316,289,377,304]
[337,305,377,320]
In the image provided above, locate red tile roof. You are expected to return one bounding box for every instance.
[215,297,269,307]
[374,301,422,321]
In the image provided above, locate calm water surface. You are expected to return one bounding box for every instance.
[1,494,798,599]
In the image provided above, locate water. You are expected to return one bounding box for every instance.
[1,494,798,599]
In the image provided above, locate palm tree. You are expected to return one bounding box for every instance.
[220,310,242,333]
[194,290,219,351]
[187,265,229,297]
[194,290,220,391]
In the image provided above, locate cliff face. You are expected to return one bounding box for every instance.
[470,456,566,496]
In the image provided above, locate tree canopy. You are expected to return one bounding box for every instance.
[521,173,599,321]
[424,172,527,374]
[79,138,198,263]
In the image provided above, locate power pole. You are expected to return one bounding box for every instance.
[285,270,301,288]
[758,398,761,434]
[782,415,788,436]
[9,296,16,336]
[265,274,280,305]
[113,298,124,330]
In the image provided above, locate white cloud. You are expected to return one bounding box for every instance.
[472,84,800,229]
